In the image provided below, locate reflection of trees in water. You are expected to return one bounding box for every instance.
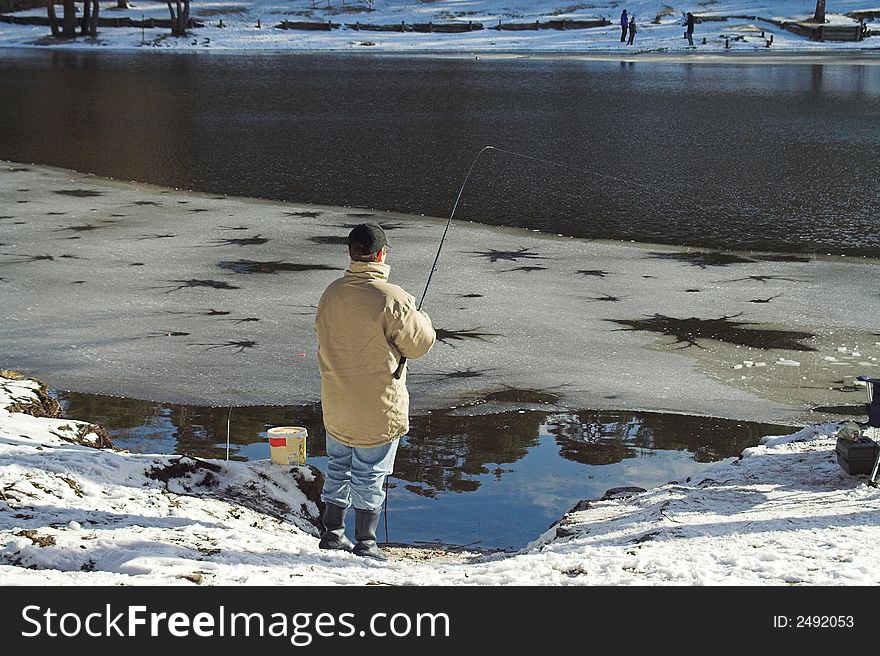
[396,410,547,495]
[546,411,789,465]
[56,392,790,495]
[58,391,326,461]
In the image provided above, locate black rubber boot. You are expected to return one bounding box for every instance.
[318,502,354,551]
[353,508,386,560]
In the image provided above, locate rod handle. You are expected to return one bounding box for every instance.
[392,357,407,380]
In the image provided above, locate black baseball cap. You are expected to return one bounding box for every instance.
[348,223,387,254]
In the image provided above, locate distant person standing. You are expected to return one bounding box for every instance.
[620,9,629,43]
[685,12,695,46]
[627,16,637,45]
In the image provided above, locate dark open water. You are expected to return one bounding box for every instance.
[1,50,879,254]
[54,390,793,549]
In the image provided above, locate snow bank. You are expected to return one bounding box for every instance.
[0,0,877,54]
[3,373,880,585]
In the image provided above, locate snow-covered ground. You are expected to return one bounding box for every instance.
[0,0,878,54]
[2,371,879,585]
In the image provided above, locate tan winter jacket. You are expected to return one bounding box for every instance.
[315,260,436,447]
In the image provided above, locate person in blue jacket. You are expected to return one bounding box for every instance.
[620,9,628,43]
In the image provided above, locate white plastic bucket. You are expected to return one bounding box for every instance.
[268,426,308,465]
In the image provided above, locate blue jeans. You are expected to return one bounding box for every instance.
[321,434,399,512]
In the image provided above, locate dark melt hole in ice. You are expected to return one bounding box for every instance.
[54,224,105,233]
[811,404,865,416]
[346,212,375,218]
[188,208,210,213]
[576,269,612,278]
[110,214,127,218]
[51,390,792,550]
[46,212,66,216]
[309,235,350,246]
[453,293,484,299]
[502,266,547,273]
[163,308,230,317]
[228,317,259,324]
[610,314,817,351]
[16,200,29,203]
[586,293,623,302]
[0,216,13,220]
[715,274,804,284]
[7,167,31,172]
[435,327,498,346]
[220,225,250,231]
[135,233,175,240]
[217,259,341,274]
[54,189,104,198]
[154,279,240,293]
[134,331,191,339]
[285,211,322,218]
[177,201,190,204]
[648,251,755,268]
[71,280,86,285]
[210,235,269,247]
[414,367,492,381]
[129,262,145,267]
[466,247,548,263]
[131,201,161,206]
[0,253,55,264]
[750,294,782,304]
[684,289,701,293]
[190,339,257,354]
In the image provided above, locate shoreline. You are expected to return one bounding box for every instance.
[1,42,879,64]
[3,372,880,584]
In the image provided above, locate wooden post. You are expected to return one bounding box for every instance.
[724,37,729,48]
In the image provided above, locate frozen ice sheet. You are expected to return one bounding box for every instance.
[1,161,877,424]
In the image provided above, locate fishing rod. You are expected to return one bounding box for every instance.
[392,143,654,380]
[392,144,494,379]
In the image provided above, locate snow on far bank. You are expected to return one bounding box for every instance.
[0,0,878,54]
[2,372,880,585]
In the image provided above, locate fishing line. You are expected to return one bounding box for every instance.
[226,407,232,461]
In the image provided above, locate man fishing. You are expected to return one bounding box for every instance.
[315,223,436,559]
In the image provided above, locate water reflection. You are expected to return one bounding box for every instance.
[53,389,791,547]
